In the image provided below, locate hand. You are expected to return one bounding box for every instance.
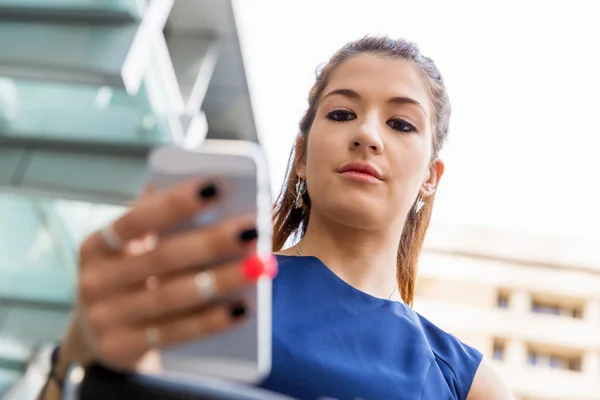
[60,179,276,372]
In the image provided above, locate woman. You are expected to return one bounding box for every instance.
[40,36,514,399]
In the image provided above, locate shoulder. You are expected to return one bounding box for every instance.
[274,254,297,264]
[410,310,483,400]
[271,255,324,290]
[410,310,514,400]
[273,255,310,275]
[467,359,516,400]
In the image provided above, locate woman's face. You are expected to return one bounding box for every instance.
[297,53,443,232]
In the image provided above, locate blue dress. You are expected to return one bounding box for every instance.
[258,255,482,400]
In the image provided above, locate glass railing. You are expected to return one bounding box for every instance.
[0,195,75,304]
[50,197,126,248]
[0,193,122,393]
[0,194,126,304]
[0,0,172,95]
[0,0,143,18]
[0,78,173,145]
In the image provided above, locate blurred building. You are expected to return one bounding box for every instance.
[415,222,600,400]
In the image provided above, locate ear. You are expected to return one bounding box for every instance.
[420,159,445,197]
[294,135,307,179]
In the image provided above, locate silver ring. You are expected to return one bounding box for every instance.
[99,223,123,252]
[145,326,160,348]
[195,270,217,300]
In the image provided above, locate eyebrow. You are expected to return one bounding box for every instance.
[322,88,426,115]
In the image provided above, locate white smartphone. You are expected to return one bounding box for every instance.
[146,139,273,384]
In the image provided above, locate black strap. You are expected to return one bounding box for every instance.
[39,344,64,399]
[49,345,65,388]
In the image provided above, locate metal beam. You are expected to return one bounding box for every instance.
[166,32,219,114]
[165,0,258,142]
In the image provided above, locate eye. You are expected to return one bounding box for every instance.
[387,118,417,133]
[327,110,357,122]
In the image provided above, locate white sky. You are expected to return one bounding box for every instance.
[234,0,600,241]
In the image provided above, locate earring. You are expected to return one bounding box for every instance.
[414,196,425,213]
[294,178,306,209]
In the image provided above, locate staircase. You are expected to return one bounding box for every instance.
[0,1,258,396]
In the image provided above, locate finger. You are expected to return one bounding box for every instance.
[80,179,220,264]
[96,301,248,368]
[88,254,275,329]
[80,215,258,300]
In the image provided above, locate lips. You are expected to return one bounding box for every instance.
[338,162,383,180]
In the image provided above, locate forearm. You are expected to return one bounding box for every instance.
[37,347,69,400]
[37,339,163,399]
[38,379,61,400]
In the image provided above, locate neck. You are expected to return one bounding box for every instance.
[297,209,403,300]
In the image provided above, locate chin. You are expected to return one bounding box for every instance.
[320,194,388,230]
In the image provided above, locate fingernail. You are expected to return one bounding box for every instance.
[198,183,218,200]
[229,303,247,319]
[242,254,278,281]
[238,228,258,243]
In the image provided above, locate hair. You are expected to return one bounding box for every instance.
[272,36,451,306]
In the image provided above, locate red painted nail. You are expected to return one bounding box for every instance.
[242,254,278,281]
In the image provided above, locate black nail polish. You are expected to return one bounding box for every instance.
[198,183,218,200]
[230,303,247,319]
[239,228,258,242]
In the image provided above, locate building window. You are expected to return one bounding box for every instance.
[496,290,510,309]
[571,307,583,319]
[549,355,567,369]
[568,359,582,372]
[528,350,540,366]
[527,346,582,372]
[492,339,505,361]
[531,297,583,319]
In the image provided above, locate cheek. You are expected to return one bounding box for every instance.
[304,124,336,176]
[389,138,432,186]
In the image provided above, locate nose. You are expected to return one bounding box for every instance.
[349,116,384,154]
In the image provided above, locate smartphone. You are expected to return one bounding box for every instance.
[146,139,273,384]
